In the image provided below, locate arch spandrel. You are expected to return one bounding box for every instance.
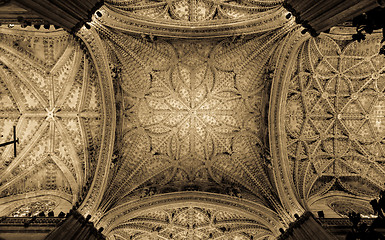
[0,27,107,216]
[109,207,273,240]
[308,192,375,218]
[271,27,385,217]
[94,0,290,38]
[97,192,284,239]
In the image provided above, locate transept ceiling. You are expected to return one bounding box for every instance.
[0,1,385,240]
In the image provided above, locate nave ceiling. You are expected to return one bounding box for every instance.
[0,0,385,239]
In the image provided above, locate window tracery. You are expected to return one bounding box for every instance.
[8,200,57,217]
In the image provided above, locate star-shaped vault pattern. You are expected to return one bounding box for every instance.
[0,29,103,211]
[135,42,259,167]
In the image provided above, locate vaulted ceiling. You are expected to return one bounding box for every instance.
[271,31,385,218]
[0,28,106,216]
[0,0,384,239]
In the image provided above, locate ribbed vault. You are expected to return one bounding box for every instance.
[0,27,106,215]
[73,1,298,237]
[1,1,385,239]
[94,26,291,216]
[109,206,273,240]
[95,0,289,38]
[271,28,385,217]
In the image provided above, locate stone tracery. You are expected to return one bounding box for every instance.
[106,0,283,22]
[8,200,57,217]
[109,206,273,240]
[92,26,287,217]
[1,1,385,239]
[98,192,283,239]
[96,0,289,38]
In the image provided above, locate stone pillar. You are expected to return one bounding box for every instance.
[284,0,382,36]
[44,209,105,240]
[11,0,103,32]
[278,212,338,240]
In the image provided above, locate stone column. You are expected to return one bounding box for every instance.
[278,212,338,240]
[44,209,105,240]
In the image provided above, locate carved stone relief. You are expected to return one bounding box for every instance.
[106,0,283,22]
[93,27,286,218]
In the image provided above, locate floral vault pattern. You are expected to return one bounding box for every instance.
[133,42,261,167]
[97,29,281,215]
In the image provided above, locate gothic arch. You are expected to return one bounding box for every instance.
[97,192,285,239]
[76,24,116,216]
[308,192,374,218]
[270,26,310,216]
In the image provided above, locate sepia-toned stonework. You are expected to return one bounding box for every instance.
[270,29,385,218]
[0,0,385,239]
[0,29,105,212]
